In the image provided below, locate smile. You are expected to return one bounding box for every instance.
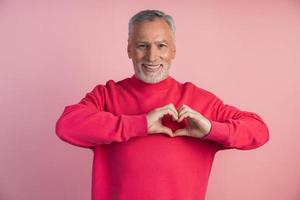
[142,64,162,73]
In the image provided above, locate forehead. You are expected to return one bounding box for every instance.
[130,18,173,41]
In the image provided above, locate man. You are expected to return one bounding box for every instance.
[55,10,269,200]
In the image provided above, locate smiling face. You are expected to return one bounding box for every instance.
[127,18,176,83]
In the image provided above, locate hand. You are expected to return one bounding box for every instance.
[146,103,211,139]
[146,103,178,137]
[173,104,211,138]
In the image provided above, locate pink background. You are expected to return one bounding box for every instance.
[1,1,299,199]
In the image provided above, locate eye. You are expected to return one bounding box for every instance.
[137,44,147,49]
[158,43,167,48]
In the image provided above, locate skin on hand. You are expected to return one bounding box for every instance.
[174,104,212,138]
[146,103,178,137]
[146,103,212,139]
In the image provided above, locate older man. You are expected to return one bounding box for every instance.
[55,10,269,200]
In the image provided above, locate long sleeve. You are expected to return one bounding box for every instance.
[55,85,148,148]
[203,96,270,150]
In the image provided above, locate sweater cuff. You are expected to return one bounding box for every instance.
[123,114,148,140]
[202,120,229,144]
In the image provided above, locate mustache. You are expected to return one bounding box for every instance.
[141,62,163,66]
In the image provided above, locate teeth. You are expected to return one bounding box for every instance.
[143,64,161,72]
[144,64,160,68]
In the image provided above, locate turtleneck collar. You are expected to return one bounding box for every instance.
[127,74,175,91]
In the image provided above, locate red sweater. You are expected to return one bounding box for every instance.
[55,75,269,200]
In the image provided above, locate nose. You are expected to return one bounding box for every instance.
[146,45,159,62]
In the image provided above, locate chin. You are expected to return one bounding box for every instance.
[133,63,170,84]
[136,72,168,84]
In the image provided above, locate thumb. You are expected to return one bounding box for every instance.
[173,128,188,137]
[158,125,173,137]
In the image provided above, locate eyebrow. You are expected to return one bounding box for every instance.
[136,40,168,44]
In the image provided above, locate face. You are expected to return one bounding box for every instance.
[127,18,176,83]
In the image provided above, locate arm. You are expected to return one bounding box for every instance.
[203,96,270,150]
[55,85,148,148]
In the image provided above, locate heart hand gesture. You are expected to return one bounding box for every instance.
[146,103,179,137]
[146,103,211,138]
[173,104,211,138]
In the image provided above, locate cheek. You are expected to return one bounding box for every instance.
[160,49,174,60]
[132,54,143,67]
[162,52,173,62]
[134,49,145,59]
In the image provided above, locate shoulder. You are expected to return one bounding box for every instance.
[91,77,128,93]
[179,80,225,112]
[181,80,217,100]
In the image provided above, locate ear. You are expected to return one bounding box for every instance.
[127,40,132,59]
[171,44,176,59]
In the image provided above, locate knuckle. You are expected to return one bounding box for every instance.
[168,103,174,108]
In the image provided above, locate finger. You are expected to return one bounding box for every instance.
[162,103,176,110]
[173,128,188,137]
[178,108,192,122]
[159,104,178,121]
[178,105,199,121]
[178,106,193,118]
[169,104,179,120]
[178,106,188,116]
[165,103,178,115]
[178,109,188,122]
[156,103,173,113]
[159,108,178,121]
[159,126,173,137]
[178,111,197,122]
[178,104,191,113]
[177,104,186,114]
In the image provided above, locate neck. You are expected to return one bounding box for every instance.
[128,74,174,91]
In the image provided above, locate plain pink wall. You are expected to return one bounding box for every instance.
[1,1,299,199]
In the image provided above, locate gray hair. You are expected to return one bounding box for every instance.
[128,10,176,40]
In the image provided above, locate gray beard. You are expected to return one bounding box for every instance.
[134,65,169,84]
